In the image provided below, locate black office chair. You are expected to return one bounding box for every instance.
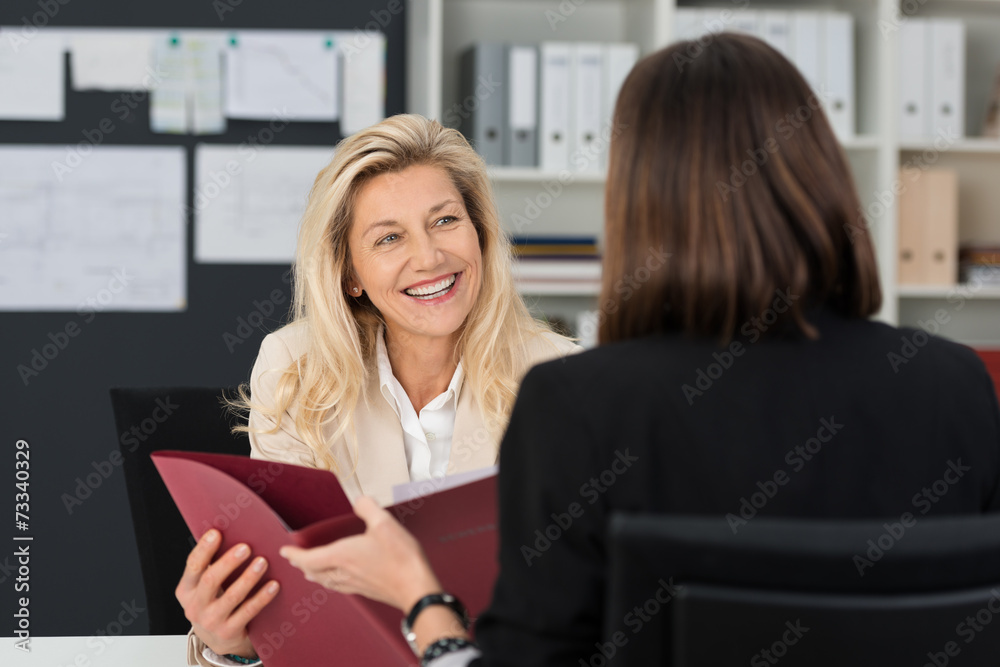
[605,513,1000,666]
[110,387,251,635]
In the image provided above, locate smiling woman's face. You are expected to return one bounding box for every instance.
[347,163,483,346]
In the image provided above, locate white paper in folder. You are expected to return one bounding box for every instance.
[539,42,572,172]
[822,12,855,140]
[930,20,965,139]
[0,32,64,121]
[572,43,604,174]
[898,20,929,141]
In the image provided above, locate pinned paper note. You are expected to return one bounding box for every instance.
[194,144,334,263]
[0,33,64,121]
[69,32,155,91]
[150,33,227,135]
[189,36,226,134]
[224,32,339,122]
[340,31,386,134]
[0,145,186,311]
[150,35,187,134]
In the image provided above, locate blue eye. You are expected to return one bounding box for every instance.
[436,216,457,226]
[377,233,399,246]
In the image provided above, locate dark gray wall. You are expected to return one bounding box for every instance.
[0,0,406,636]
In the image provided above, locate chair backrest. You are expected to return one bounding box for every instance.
[605,513,1000,666]
[110,387,251,635]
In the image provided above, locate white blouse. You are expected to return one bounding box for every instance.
[375,328,463,482]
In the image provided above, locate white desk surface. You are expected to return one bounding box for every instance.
[5,635,189,666]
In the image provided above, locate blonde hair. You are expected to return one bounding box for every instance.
[234,114,562,474]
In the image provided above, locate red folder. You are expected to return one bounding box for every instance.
[151,451,498,667]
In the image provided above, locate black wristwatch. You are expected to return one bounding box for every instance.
[400,592,470,655]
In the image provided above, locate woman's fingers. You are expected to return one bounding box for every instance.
[279,496,437,610]
[280,541,346,577]
[214,556,269,615]
[176,529,221,600]
[352,495,387,525]
[191,542,255,609]
[228,578,281,631]
[175,533,279,658]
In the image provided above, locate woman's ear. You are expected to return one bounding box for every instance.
[345,272,363,297]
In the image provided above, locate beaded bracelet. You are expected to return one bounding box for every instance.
[421,637,478,666]
[223,654,261,665]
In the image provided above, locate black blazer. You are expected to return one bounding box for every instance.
[474,308,1000,666]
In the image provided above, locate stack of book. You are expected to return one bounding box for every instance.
[509,235,601,294]
[960,246,1000,286]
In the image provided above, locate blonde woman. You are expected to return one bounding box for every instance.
[176,114,580,666]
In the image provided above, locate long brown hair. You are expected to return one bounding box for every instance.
[600,33,881,345]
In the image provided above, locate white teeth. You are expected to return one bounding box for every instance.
[405,273,457,298]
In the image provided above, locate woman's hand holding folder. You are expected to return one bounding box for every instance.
[281,496,470,657]
[176,528,281,661]
[280,496,439,613]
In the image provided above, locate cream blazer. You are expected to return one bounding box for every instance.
[187,323,580,666]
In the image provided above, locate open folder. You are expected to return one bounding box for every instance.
[151,451,498,667]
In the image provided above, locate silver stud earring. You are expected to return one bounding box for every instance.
[353,287,360,294]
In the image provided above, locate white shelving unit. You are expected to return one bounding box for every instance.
[406,0,1000,345]
[896,0,1000,347]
